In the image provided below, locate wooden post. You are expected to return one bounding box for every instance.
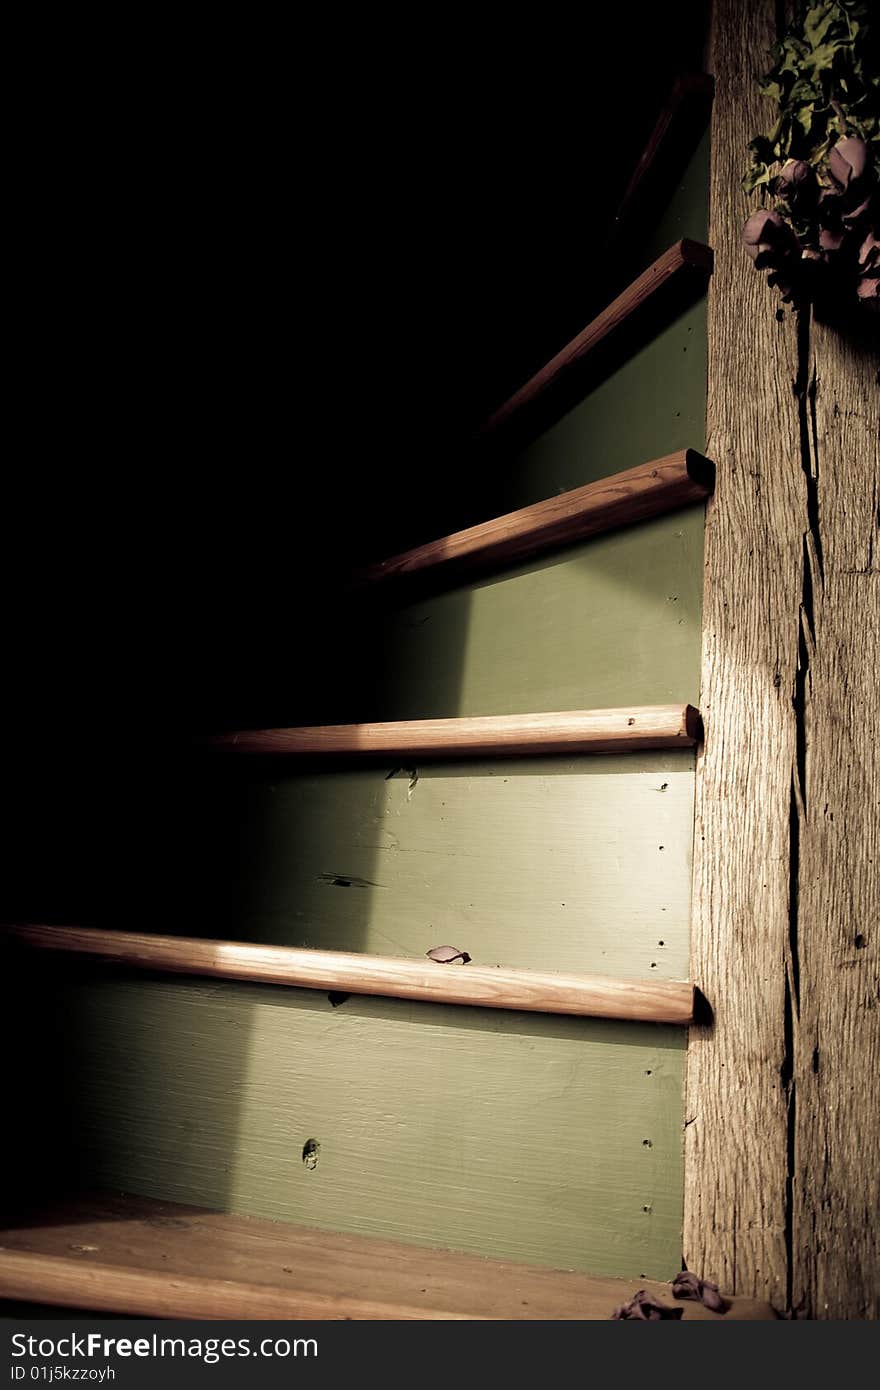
[686,0,879,1319]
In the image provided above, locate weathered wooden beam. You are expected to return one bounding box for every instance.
[790,305,880,1321]
[4,925,696,1024]
[685,0,879,1321]
[0,1193,776,1320]
[354,452,714,590]
[684,0,797,1318]
[476,241,713,441]
[204,705,702,760]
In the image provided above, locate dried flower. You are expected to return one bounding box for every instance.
[612,1289,684,1320]
[828,137,869,191]
[671,1271,728,1313]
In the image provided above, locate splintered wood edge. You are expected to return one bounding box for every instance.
[353,450,715,589]
[203,704,703,760]
[4,926,696,1024]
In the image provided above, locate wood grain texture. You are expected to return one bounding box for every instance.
[684,0,800,1313]
[790,319,880,1319]
[207,705,701,759]
[355,452,714,590]
[4,925,694,1024]
[0,1193,776,1320]
[7,967,688,1278]
[685,0,880,1319]
[478,241,713,440]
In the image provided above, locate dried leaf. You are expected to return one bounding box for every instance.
[742,2,878,309]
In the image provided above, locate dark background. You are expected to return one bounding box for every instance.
[4,6,710,924]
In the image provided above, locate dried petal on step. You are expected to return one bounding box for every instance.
[671,1270,728,1313]
[426,945,471,964]
[612,1289,684,1320]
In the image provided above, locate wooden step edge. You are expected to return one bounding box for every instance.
[607,74,715,247]
[4,925,696,1024]
[352,450,714,591]
[0,1193,778,1320]
[0,1249,473,1321]
[203,703,704,761]
[475,240,713,442]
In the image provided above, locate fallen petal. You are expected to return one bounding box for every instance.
[426,945,471,964]
[613,1289,684,1320]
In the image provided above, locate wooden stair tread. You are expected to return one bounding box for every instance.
[353,451,714,591]
[476,243,713,443]
[205,704,703,760]
[4,925,695,1024]
[0,1193,776,1320]
[607,75,715,249]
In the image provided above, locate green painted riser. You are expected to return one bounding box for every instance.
[12,966,685,1280]
[363,512,704,723]
[500,134,711,511]
[183,752,693,982]
[501,296,707,516]
[4,133,708,1287]
[306,137,710,730]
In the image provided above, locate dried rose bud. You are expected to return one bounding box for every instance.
[772,159,815,201]
[426,945,471,964]
[819,226,845,253]
[828,137,868,190]
[858,231,879,270]
[780,159,812,187]
[743,209,789,261]
[856,276,879,303]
